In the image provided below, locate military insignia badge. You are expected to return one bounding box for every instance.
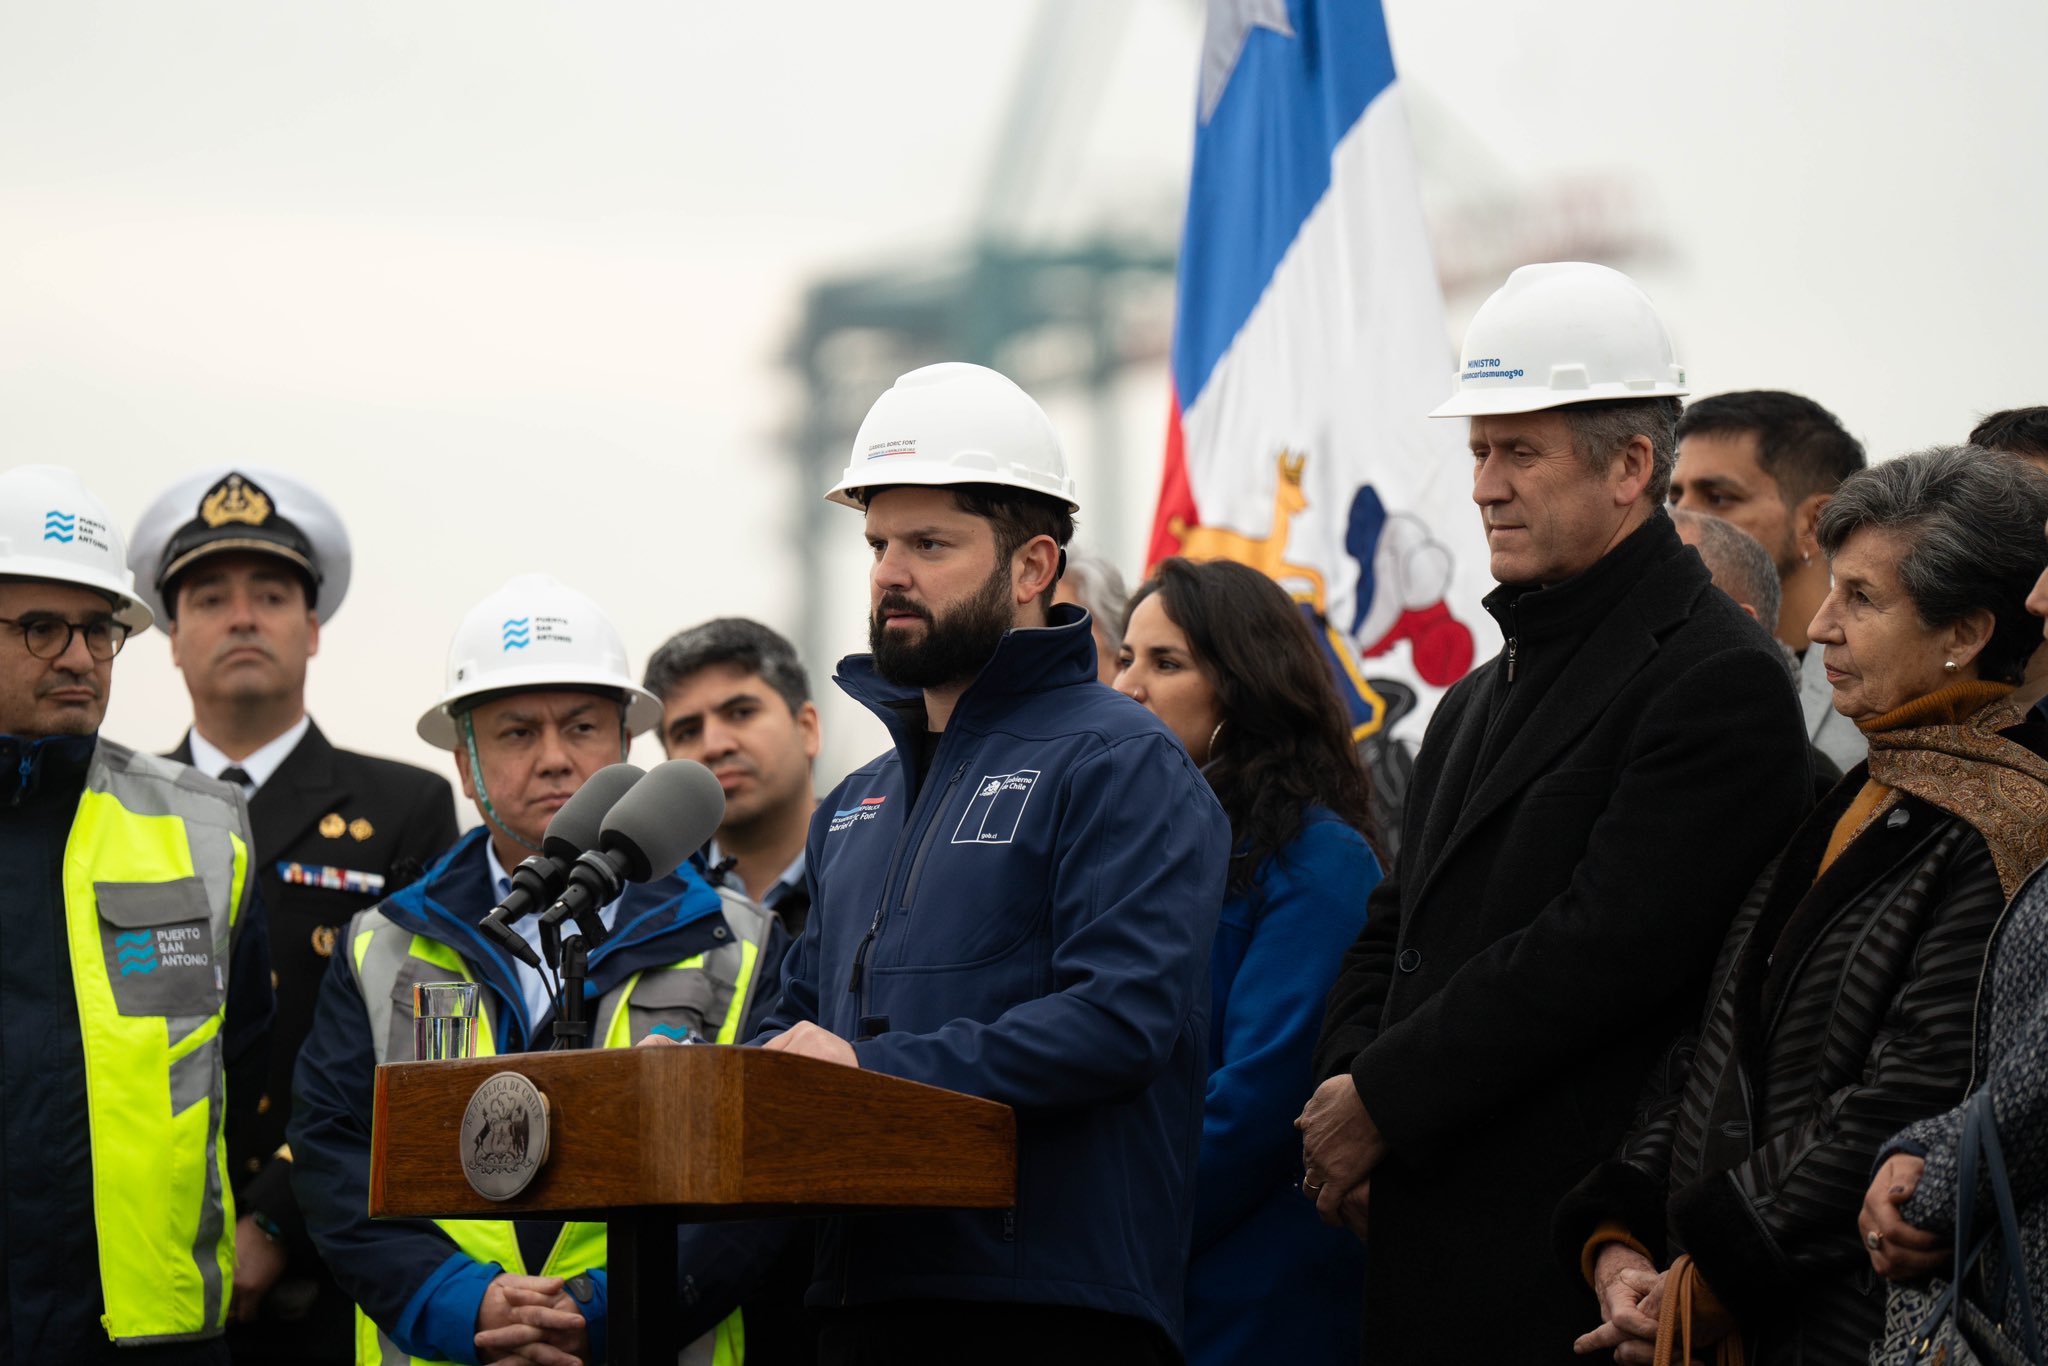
[310,925,338,958]
[319,812,346,839]
[198,473,273,528]
[348,817,373,842]
[460,1072,551,1200]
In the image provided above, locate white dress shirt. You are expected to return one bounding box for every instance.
[186,715,312,798]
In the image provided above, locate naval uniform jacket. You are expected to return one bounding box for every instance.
[1312,512,1813,1364]
[170,721,456,1355]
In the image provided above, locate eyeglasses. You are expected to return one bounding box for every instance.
[0,615,131,661]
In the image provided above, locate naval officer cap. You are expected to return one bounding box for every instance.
[128,467,353,629]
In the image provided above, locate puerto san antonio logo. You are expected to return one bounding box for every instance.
[114,925,209,976]
[43,507,113,552]
[500,615,573,652]
[828,794,888,834]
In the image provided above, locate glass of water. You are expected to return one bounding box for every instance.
[414,981,480,1061]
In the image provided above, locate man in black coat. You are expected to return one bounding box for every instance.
[1300,263,1813,1363]
[131,468,460,1366]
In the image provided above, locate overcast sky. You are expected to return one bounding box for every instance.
[3,0,2043,794]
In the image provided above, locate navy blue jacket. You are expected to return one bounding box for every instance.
[1186,810,1376,1366]
[758,606,1230,1345]
[289,827,729,1366]
[0,733,272,1366]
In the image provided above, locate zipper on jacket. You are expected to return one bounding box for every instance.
[898,762,969,912]
[844,751,968,1020]
[1505,601,1519,683]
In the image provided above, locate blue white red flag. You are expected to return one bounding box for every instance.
[1153,0,1497,754]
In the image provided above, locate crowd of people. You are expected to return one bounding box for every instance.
[4,258,2048,1366]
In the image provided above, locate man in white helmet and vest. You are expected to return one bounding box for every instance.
[129,467,461,1363]
[287,575,749,1366]
[743,363,1230,1364]
[0,465,274,1364]
[1299,264,1812,1362]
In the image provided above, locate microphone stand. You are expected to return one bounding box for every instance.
[553,936,593,1050]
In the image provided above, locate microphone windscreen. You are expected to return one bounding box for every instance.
[598,759,726,882]
[541,763,646,862]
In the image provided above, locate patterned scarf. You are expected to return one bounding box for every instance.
[1860,686,2048,899]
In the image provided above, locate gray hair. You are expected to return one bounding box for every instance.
[642,617,811,714]
[1060,549,1130,655]
[1816,445,2048,684]
[1561,397,1683,505]
[1670,508,1783,630]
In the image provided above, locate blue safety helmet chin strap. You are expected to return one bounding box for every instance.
[457,698,632,855]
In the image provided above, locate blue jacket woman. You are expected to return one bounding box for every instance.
[1115,557,1383,1365]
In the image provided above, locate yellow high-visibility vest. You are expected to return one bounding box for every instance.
[62,740,251,1345]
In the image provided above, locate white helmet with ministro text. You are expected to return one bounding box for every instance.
[1430,262,1688,419]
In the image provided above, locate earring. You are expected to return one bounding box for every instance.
[1207,720,1224,759]
[1944,660,1959,673]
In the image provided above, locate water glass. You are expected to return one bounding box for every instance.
[414,981,480,1061]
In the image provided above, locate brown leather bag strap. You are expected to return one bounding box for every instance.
[1653,1256,1747,1366]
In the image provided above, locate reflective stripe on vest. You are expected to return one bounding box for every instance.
[63,740,248,1344]
[346,911,752,1364]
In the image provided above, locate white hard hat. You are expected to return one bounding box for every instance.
[1429,262,1689,419]
[417,574,662,750]
[128,466,353,630]
[826,362,1079,512]
[0,466,153,631]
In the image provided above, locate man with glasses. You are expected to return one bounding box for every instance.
[0,464,272,1364]
[129,468,458,1364]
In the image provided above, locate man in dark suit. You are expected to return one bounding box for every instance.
[130,468,459,1366]
[1300,264,1813,1363]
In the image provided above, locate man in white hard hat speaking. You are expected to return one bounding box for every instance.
[0,465,273,1364]
[129,467,460,1363]
[1301,264,1812,1362]
[748,362,1230,1364]
[288,575,748,1366]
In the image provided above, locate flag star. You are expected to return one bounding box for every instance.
[1198,0,1296,124]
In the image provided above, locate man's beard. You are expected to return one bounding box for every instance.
[869,562,1014,690]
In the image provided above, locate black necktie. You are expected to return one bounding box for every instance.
[218,766,254,791]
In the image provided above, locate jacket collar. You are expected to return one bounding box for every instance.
[833,602,1098,758]
[1482,509,1682,644]
[1412,518,1705,906]
[1,732,97,806]
[384,826,727,1048]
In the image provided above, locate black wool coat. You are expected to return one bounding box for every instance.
[1313,512,1812,1364]
[1556,722,2046,1366]
[171,721,457,1360]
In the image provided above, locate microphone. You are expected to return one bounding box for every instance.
[536,759,726,953]
[478,762,644,967]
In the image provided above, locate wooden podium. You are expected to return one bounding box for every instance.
[370,1046,1016,1365]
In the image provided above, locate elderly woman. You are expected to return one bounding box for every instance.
[1858,503,2048,1349]
[1555,447,2048,1365]
[1113,557,1381,1365]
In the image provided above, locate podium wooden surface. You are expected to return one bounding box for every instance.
[369,1045,1017,1365]
[371,1045,1016,1219]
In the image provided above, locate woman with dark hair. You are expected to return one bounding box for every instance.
[1557,447,2048,1365]
[1113,556,1382,1366]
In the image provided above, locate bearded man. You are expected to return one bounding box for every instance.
[752,363,1230,1366]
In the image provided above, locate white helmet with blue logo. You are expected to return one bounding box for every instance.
[1429,262,1688,419]
[0,465,153,630]
[416,573,661,750]
[825,362,1079,512]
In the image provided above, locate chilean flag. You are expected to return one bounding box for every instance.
[1152,0,1497,747]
